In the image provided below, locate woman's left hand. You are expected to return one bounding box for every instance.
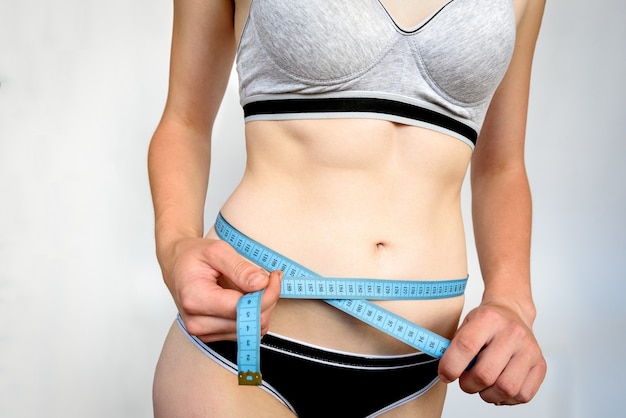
[437,302,547,405]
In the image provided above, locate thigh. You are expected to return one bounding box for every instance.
[378,381,447,418]
[153,321,296,418]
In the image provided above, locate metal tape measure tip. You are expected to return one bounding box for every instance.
[239,371,263,385]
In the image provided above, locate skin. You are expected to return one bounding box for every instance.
[148,0,547,416]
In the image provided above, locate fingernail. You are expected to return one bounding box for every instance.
[438,374,452,384]
[248,271,266,287]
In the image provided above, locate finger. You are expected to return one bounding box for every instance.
[514,361,547,403]
[185,270,283,338]
[496,357,546,405]
[477,345,546,405]
[196,330,239,343]
[259,270,284,334]
[458,337,516,394]
[180,312,238,341]
[480,360,544,406]
[261,270,283,311]
[205,240,271,292]
[439,319,491,383]
[179,284,245,319]
[473,352,526,403]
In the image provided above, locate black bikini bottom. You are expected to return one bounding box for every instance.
[178,317,440,418]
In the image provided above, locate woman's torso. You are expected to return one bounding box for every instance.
[207,0,517,355]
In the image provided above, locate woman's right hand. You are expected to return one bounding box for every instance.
[160,237,284,342]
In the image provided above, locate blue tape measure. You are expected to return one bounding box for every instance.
[215,213,468,385]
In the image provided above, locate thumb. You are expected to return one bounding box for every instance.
[205,240,270,292]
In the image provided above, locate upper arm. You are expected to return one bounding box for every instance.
[161,0,237,135]
[471,0,546,177]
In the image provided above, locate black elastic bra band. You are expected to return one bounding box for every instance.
[243,97,477,145]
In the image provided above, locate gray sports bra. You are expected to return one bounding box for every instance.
[236,0,516,148]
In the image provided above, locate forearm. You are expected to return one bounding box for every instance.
[471,164,536,325]
[148,118,212,263]
[147,0,236,267]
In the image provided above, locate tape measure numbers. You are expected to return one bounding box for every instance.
[236,291,263,385]
[215,213,467,385]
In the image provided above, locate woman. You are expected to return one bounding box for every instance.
[148,0,547,416]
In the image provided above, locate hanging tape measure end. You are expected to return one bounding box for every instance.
[238,371,263,385]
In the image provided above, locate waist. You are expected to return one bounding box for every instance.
[214,212,467,356]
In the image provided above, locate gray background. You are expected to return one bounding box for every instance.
[1,1,624,417]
